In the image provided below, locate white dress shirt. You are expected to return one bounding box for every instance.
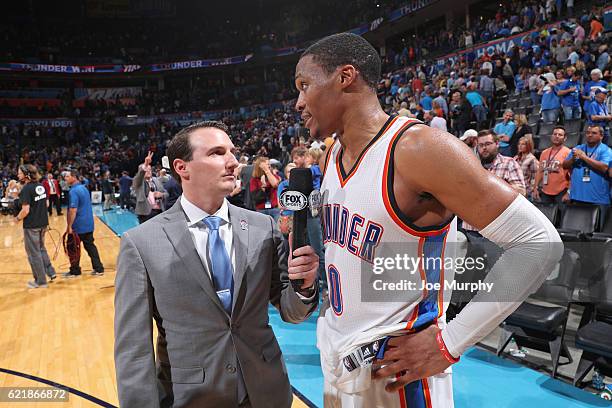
[181,195,235,279]
[181,195,315,300]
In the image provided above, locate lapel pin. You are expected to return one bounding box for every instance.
[240,220,248,230]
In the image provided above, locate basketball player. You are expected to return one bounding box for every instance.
[294,33,563,407]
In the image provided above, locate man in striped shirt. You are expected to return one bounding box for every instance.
[462,129,526,232]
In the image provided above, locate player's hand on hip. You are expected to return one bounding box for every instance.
[372,325,452,392]
[288,232,319,289]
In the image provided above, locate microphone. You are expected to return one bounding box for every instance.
[280,168,314,291]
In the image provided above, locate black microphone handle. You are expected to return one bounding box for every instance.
[291,207,308,291]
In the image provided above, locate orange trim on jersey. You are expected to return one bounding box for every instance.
[422,378,433,408]
[381,122,452,238]
[397,374,407,408]
[335,116,400,188]
[405,237,427,331]
[437,232,449,318]
[322,139,336,177]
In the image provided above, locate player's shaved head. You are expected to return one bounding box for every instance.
[300,33,381,90]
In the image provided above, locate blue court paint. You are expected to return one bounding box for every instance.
[94,205,139,236]
[104,209,606,408]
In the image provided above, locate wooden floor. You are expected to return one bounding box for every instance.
[0,213,308,407]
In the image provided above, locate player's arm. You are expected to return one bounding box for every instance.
[374,125,562,390]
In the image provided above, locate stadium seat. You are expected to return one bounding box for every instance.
[498,249,581,378]
[537,134,552,151]
[538,122,556,139]
[564,119,581,134]
[534,202,560,226]
[514,107,526,116]
[587,212,612,242]
[519,96,531,106]
[565,131,581,147]
[556,203,600,242]
[573,247,612,386]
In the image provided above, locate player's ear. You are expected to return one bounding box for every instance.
[338,65,358,89]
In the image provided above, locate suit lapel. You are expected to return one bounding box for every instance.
[161,202,227,316]
[229,205,249,314]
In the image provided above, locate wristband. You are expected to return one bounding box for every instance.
[436,331,460,364]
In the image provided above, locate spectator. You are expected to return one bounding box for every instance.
[459,129,479,156]
[164,173,183,210]
[118,171,133,210]
[533,126,571,204]
[596,44,610,72]
[462,129,527,232]
[466,82,488,129]
[42,172,62,216]
[562,126,611,219]
[425,110,447,131]
[479,69,494,105]
[494,109,516,156]
[587,89,611,143]
[133,151,168,224]
[63,169,105,278]
[449,90,471,136]
[511,114,534,157]
[476,129,526,196]
[582,68,607,116]
[514,136,538,199]
[249,156,281,221]
[539,72,561,123]
[557,68,582,121]
[101,170,114,211]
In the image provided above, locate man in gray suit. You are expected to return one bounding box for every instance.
[133,151,168,223]
[114,120,319,408]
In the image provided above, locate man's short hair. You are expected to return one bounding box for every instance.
[166,121,229,184]
[477,129,499,142]
[553,126,566,135]
[68,169,80,178]
[504,109,514,116]
[301,33,381,90]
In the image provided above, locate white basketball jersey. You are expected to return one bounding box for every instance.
[318,115,457,363]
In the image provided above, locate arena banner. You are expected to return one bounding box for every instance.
[74,87,142,102]
[0,63,141,74]
[435,23,558,67]
[388,0,438,22]
[1,118,74,127]
[149,54,254,72]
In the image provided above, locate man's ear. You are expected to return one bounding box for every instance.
[174,159,188,181]
[339,65,359,89]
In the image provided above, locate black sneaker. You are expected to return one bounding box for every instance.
[91,270,105,276]
[48,274,57,282]
[62,272,81,279]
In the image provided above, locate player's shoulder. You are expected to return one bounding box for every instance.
[393,122,458,158]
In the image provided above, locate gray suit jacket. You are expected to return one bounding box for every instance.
[114,199,318,408]
[133,165,168,216]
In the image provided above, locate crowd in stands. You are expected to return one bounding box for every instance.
[0,1,610,227]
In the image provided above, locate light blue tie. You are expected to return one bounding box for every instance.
[202,216,234,314]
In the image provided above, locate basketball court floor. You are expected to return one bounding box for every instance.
[0,206,608,407]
